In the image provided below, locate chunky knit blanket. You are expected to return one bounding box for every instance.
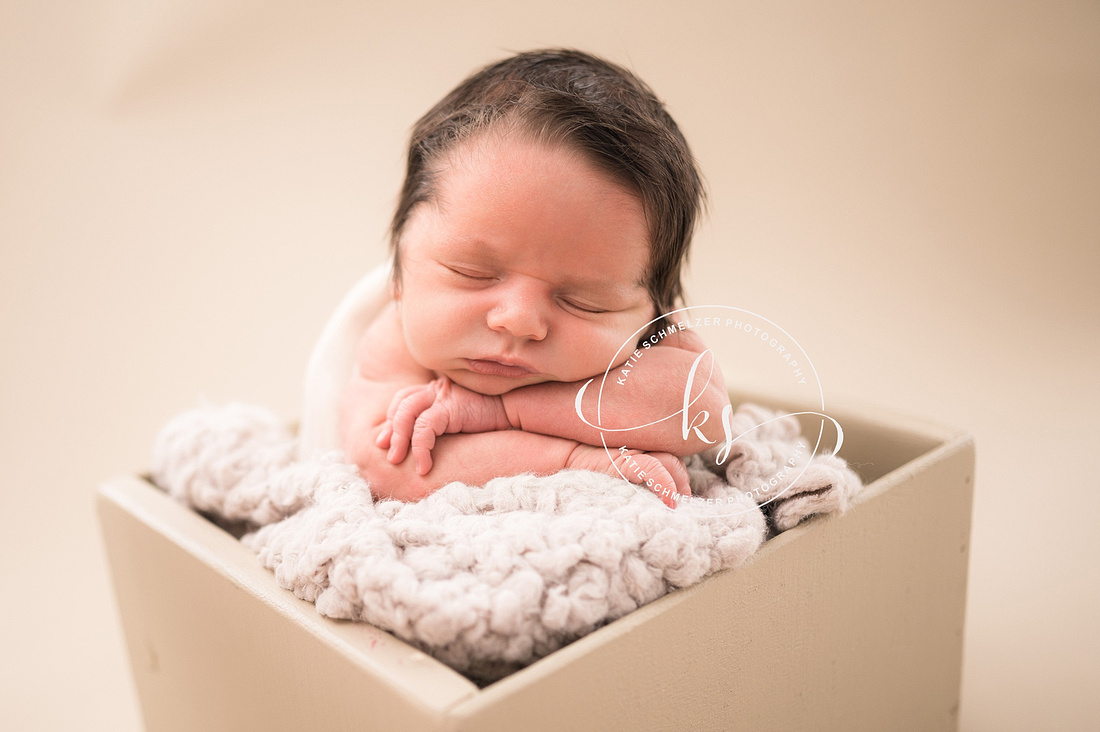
[151,401,862,682]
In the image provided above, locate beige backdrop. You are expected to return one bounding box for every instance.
[1,1,1097,730]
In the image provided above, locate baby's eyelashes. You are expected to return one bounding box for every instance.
[444,265,612,314]
[444,265,496,281]
[559,297,610,314]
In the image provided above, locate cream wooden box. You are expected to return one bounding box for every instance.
[98,397,973,732]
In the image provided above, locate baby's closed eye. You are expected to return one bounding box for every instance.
[444,264,496,281]
[559,296,610,314]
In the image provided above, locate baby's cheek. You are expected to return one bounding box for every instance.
[406,303,459,361]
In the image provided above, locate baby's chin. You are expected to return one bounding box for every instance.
[444,369,551,396]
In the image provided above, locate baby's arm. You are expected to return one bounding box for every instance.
[504,329,731,454]
[339,304,688,504]
[381,329,731,472]
[352,428,686,508]
[338,306,565,499]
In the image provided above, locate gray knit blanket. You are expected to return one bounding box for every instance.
[151,401,862,682]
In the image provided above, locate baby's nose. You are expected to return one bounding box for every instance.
[486,285,549,341]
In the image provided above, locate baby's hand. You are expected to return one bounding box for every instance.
[566,444,691,509]
[376,376,511,475]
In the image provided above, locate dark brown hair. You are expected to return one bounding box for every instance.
[391,48,704,316]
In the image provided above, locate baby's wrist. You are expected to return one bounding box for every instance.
[499,392,522,430]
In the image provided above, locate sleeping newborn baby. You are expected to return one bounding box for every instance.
[339,49,731,508]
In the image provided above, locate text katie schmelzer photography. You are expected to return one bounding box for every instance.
[574,306,843,516]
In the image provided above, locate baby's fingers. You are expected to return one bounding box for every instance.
[387,389,438,465]
[386,384,427,421]
[378,383,430,448]
[374,420,393,449]
[410,405,451,475]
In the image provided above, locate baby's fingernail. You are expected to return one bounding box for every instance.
[387,445,397,462]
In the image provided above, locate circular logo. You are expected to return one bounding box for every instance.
[573,305,844,517]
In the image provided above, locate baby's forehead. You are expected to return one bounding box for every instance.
[444,126,643,195]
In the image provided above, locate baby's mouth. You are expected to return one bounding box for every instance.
[465,358,537,378]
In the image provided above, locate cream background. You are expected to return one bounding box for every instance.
[1,1,1096,730]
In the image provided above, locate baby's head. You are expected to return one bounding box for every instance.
[390,49,704,318]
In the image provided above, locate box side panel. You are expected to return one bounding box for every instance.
[812,411,945,485]
[450,436,974,732]
[97,478,473,732]
[729,389,952,485]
